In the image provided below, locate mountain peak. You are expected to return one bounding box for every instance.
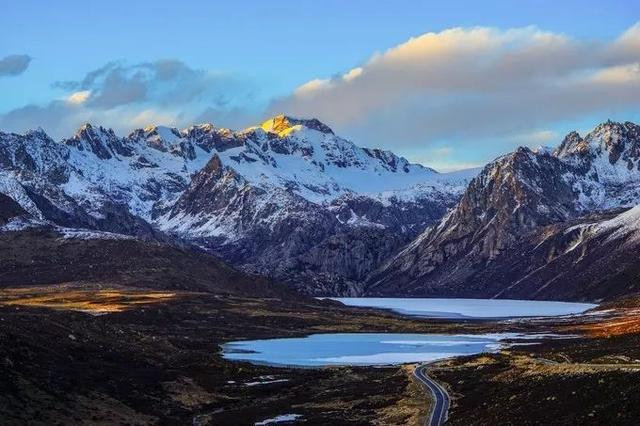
[65,123,123,159]
[554,130,585,158]
[587,120,640,167]
[24,127,50,139]
[595,119,625,131]
[193,122,216,132]
[74,122,96,136]
[554,120,640,161]
[590,119,640,138]
[142,125,182,141]
[73,122,116,139]
[260,114,334,136]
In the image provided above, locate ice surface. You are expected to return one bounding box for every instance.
[327,298,597,319]
[254,414,302,425]
[221,332,566,367]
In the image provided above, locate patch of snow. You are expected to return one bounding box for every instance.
[534,146,553,155]
[0,217,47,231]
[0,173,44,219]
[57,227,136,241]
[244,379,289,387]
[594,205,640,244]
[151,125,181,144]
[254,414,302,425]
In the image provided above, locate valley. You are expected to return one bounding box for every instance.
[3,5,640,425]
[0,116,474,296]
[1,117,640,425]
[2,284,640,425]
[2,117,640,302]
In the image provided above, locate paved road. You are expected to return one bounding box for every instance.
[414,365,450,426]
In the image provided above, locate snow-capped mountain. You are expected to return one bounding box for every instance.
[367,120,640,300]
[0,115,475,294]
[3,116,639,299]
[156,115,473,235]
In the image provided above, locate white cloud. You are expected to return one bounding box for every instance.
[590,63,640,85]
[293,78,332,97]
[66,90,91,104]
[2,24,640,169]
[125,108,179,129]
[407,146,485,172]
[1,59,257,139]
[507,129,558,145]
[269,23,640,156]
[431,147,453,156]
[342,67,363,82]
[611,22,640,59]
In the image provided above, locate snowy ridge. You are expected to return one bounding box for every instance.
[567,205,640,247]
[0,115,478,293]
[0,215,135,241]
[197,116,471,205]
[556,121,640,211]
[148,115,476,238]
[56,227,136,241]
[62,123,214,220]
[2,116,639,298]
[368,120,640,299]
[0,115,475,227]
[595,205,640,240]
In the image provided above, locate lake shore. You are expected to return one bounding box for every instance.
[2,284,640,425]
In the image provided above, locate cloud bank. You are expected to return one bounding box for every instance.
[1,24,639,170]
[269,24,640,167]
[1,60,257,138]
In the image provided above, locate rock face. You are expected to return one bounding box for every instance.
[153,116,474,294]
[5,114,637,300]
[367,121,640,300]
[0,115,474,294]
[481,206,640,301]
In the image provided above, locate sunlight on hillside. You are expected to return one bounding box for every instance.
[0,286,177,314]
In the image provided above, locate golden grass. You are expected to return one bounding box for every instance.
[572,308,640,338]
[0,285,177,314]
[376,364,430,426]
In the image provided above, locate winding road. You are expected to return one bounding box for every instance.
[414,365,450,426]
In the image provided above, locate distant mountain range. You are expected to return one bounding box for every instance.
[367,121,640,301]
[0,115,474,295]
[1,116,638,301]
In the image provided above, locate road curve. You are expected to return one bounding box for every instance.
[414,365,450,426]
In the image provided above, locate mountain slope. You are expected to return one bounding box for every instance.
[0,226,294,298]
[485,206,640,301]
[155,116,475,293]
[0,115,475,294]
[367,121,640,300]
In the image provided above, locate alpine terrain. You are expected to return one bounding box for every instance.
[368,120,640,301]
[0,115,474,295]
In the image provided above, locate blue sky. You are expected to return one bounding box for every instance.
[1,0,639,170]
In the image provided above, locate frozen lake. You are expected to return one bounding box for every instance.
[221,332,558,367]
[221,299,592,367]
[326,298,597,319]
